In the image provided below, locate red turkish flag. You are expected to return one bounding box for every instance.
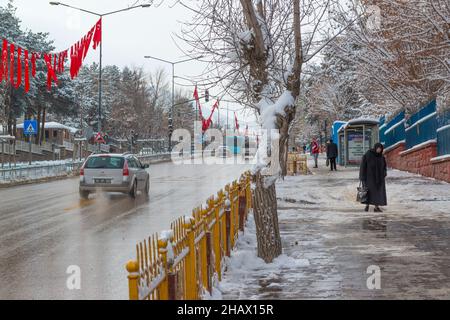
[234,112,240,131]
[44,53,58,91]
[0,39,8,82]
[193,85,199,101]
[10,44,22,89]
[93,18,102,50]
[24,49,29,92]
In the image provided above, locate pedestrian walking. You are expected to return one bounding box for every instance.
[326,139,338,171]
[311,137,320,168]
[302,144,306,154]
[359,142,387,212]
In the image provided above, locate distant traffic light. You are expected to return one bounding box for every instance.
[205,89,209,102]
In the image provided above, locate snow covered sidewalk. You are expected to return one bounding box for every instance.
[216,161,450,299]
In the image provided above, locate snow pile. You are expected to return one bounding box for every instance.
[237,29,254,43]
[209,214,310,300]
[259,90,295,130]
[17,121,78,133]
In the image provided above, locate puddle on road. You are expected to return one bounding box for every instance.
[277,197,317,205]
[362,218,387,233]
[411,198,450,202]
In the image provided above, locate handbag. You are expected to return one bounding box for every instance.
[326,158,330,167]
[356,181,369,203]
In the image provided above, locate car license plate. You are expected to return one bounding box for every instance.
[95,178,111,184]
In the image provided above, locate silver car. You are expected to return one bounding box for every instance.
[79,153,150,199]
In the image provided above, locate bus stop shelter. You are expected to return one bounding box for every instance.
[337,119,379,166]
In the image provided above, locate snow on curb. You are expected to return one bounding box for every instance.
[205,213,309,300]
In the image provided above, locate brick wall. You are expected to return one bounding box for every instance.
[431,158,450,183]
[384,142,406,170]
[384,140,450,183]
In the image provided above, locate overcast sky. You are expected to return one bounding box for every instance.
[2,0,255,128]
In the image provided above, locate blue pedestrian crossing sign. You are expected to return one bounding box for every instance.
[24,120,38,136]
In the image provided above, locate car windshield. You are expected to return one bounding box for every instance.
[84,156,124,169]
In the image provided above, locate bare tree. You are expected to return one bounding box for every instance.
[332,0,450,117]
[176,0,355,262]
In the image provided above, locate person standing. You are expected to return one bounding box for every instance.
[359,143,387,212]
[302,144,306,154]
[311,137,320,168]
[326,139,338,171]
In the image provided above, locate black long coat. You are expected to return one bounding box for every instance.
[359,150,387,206]
[326,142,338,158]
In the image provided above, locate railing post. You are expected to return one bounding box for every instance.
[246,171,252,210]
[232,181,239,244]
[184,216,197,300]
[205,230,213,294]
[214,191,223,281]
[163,231,177,300]
[225,197,231,257]
[126,260,140,300]
[200,208,209,294]
[238,180,246,232]
[168,271,177,300]
[158,237,169,300]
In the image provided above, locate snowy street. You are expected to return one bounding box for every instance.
[1,0,449,304]
[0,161,249,299]
[218,158,450,299]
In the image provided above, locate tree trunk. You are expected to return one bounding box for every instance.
[252,171,282,263]
[36,106,42,144]
[40,108,46,144]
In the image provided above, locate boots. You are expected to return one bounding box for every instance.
[374,206,383,212]
[364,205,369,212]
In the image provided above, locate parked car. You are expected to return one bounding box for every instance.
[79,153,149,199]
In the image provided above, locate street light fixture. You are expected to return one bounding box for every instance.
[144,55,204,151]
[49,2,150,150]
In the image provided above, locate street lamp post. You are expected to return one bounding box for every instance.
[49,2,150,150]
[144,55,203,151]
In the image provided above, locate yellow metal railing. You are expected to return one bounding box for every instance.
[125,171,253,300]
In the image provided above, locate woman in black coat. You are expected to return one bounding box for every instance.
[359,143,387,212]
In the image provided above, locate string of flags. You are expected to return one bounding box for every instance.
[193,85,219,132]
[0,18,102,92]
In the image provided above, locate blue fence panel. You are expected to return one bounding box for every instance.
[382,111,405,149]
[437,109,450,156]
[405,100,437,149]
[379,116,386,145]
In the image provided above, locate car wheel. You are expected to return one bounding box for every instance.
[129,180,137,198]
[79,190,90,200]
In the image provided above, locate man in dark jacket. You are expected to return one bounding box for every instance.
[326,139,338,171]
[359,142,387,212]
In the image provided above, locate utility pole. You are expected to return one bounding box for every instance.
[50,2,150,151]
[226,103,229,130]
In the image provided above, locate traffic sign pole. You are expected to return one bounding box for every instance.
[29,135,32,165]
[23,120,37,165]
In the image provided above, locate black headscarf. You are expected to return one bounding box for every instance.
[371,143,384,157]
[370,143,385,186]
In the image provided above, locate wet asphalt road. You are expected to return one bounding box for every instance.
[0,161,250,299]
